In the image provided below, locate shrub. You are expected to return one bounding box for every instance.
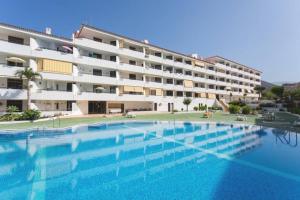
[0,106,21,121]
[0,113,21,121]
[229,101,246,107]
[172,109,178,113]
[21,109,41,121]
[241,106,251,115]
[193,106,198,111]
[229,105,240,114]
[211,106,222,110]
[199,104,207,111]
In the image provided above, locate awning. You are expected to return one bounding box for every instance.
[123,86,143,93]
[183,80,193,88]
[95,86,105,90]
[62,46,73,52]
[6,57,26,63]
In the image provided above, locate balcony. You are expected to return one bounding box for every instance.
[32,90,74,100]
[74,38,119,54]
[118,62,144,74]
[0,88,27,100]
[32,47,74,63]
[119,78,144,87]
[75,73,118,84]
[119,48,145,60]
[76,91,117,101]
[0,64,25,77]
[75,56,118,70]
[0,39,31,56]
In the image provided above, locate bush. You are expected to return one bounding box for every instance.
[0,106,21,121]
[229,101,246,107]
[210,106,222,111]
[229,105,240,114]
[199,104,207,111]
[21,109,41,121]
[193,106,198,111]
[241,106,251,115]
[0,113,21,121]
[171,109,178,113]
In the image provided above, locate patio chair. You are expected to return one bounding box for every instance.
[203,112,213,118]
[126,112,136,118]
[236,115,247,121]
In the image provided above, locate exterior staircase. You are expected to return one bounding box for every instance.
[217,98,229,112]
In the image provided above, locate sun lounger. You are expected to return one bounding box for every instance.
[126,112,136,118]
[203,112,213,118]
[237,115,247,121]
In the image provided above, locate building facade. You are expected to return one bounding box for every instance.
[0,23,262,116]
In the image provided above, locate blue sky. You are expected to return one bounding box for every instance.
[1,0,300,83]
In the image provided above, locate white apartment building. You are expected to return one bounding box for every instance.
[0,23,262,116]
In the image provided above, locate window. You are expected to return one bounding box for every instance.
[186,92,192,97]
[166,90,173,96]
[89,52,102,59]
[154,65,162,70]
[166,79,173,84]
[175,69,183,74]
[165,67,173,73]
[93,37,102,42]
[176,91,183,97]
[150,90,156,96]
[8,36,24,45]
[166,55,173,60]
[110,41,117,46]
[129,60,136,65]
[7,100,22,111]
[175,58,183,62]
[110,71,116,77]
[154,77,161,83]
[93,69,102,76]
[185,71,192,76]
[55,103,59,110]
[154,52,162,57]
[7,61,23,67]
[67,101,75,111]
[66,83,73,92]
[185,60,192,65]
[129,46,136,51]
[110,86,117,93]
[110,56,117,62]
[129,74,136,80]
[7,79,23,89]
[176,80,183,85]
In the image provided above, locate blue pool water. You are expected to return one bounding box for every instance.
[0,121,300,200]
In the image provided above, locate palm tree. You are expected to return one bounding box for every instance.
[183,98,192,111]
[243,93,247,103]
[15,67,42,110]
[254,86,265,100]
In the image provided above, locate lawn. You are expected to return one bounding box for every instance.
[0,112,299,132]
[0,112,257,130]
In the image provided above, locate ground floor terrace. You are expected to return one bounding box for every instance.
[0,97,218,116]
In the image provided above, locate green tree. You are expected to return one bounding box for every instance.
[183,98,192,111]
[271,86,284,100]
[254,86,266,100]
[15,67,42,110]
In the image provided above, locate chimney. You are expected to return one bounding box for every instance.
[143,39,149,44]
[191,53,198,59]
[45,27,52,35]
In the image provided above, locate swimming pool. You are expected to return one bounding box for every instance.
[0,121,300,200]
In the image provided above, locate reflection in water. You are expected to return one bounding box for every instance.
[273,129,298,147]
[0,122,297,199]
